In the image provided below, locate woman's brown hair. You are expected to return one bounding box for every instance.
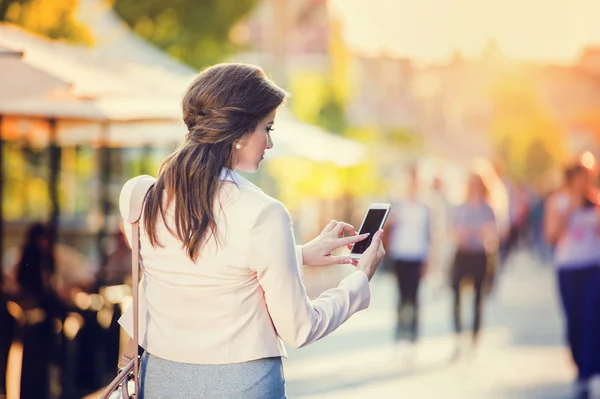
[467,172,490,203]
[143,63,286,261]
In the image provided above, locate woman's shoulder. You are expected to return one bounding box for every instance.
[234,183,287,215]
[118,175,157,222]
[220,181,290,230]
[226,173,283,208]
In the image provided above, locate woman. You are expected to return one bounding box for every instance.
[544,164,600,399]
[117,63,385,399]
[451,173,498,354]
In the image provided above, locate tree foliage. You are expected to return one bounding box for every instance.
[0,0,93,44]
[265,157,383,214]
[287,16,351,136]
[110,0,257,68]
[490,70,567,183]
[288,71,348,135]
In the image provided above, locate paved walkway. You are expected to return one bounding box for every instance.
[283,252,576,398]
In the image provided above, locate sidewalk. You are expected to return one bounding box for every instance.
[285,328,572,399]
[283,251,575,398]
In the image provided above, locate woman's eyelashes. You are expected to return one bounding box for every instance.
[266,125,275,133]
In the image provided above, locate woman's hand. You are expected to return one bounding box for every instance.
[301,220,369,266]
[356,229,386,281]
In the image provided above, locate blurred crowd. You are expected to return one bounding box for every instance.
[383,154,600,398]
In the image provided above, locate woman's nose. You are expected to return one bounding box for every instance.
[266,135,273,149]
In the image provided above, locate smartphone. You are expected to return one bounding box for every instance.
[349,203,391,259]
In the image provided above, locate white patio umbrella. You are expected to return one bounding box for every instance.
[268,109,367,167]
[0,49,71,102]
[0,23,367,166]
[0,92,181,123]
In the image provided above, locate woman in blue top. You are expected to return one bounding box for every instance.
[451,172,498,354]
[544,164,600,398]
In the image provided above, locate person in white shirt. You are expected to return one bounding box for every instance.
[117,63,385,399]
[386,167,430,353]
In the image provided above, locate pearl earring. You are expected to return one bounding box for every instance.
[235,143,242,150]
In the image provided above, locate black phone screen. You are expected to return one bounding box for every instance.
[351,209,387,255]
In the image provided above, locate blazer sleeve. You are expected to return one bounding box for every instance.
[118,175,156,247]
[249,200,371,349]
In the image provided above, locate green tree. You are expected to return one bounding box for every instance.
[286,15,352,136]
[0,0,93,44]
[288,72,348,135]
[110,0,256,68]
[490,70,567,183]
[318,93,347,134]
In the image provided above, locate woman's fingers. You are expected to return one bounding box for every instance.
[364,230,384,257]
[355,230,384,280]
[338,232,369,247]
[332,222,357,237]
[328,256,355,265]
[322,220,338,234]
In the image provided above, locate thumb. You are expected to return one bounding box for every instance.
[365,230,383,254]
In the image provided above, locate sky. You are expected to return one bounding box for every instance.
[330,0,600,63]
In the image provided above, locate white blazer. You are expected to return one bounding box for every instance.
[118,170,371,365]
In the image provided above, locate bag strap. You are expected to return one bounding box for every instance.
[125,177,155,395]
[131,220,141,395]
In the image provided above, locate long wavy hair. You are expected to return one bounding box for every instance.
[466,172,490,203]
[143,64,286,261]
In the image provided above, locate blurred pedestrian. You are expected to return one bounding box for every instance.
[451,173,498,356]
[116,63,386,399]
[15,223,54,297]
[544,164,600,399]
[387,166,431,357]
[499,180,529,267]
[6,222,66,399]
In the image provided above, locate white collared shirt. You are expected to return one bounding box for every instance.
[118,170,370,364]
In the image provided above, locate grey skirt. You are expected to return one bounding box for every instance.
[139,352,286,399]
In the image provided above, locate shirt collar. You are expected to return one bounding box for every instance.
[220,168,262,192]
[219,167,235,182]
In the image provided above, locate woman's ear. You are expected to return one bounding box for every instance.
[234,134,249,149]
